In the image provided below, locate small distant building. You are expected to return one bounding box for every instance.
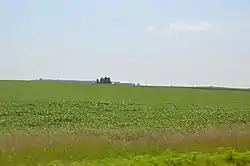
[119,83,134,86]
[113,82,140,86]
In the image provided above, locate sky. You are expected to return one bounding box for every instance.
[0,0,250,88]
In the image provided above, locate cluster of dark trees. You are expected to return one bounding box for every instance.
[96,77,112,84]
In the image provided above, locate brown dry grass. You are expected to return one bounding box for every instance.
[0,126,249,165]
[0,125,249,153]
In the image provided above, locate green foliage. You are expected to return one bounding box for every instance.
[1,99,250,133]
[44,148,250,166]
[0,81,250,133]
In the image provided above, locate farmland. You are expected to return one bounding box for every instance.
[0,80,250,165]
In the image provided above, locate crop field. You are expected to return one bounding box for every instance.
[0,80,250,165]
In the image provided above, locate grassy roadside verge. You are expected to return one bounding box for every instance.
[0,125,249,165]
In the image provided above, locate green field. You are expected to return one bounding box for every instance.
[0,80,250,165]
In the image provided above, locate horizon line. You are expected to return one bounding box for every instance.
[0,79,249,90]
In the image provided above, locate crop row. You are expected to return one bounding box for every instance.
[1,99,250,132]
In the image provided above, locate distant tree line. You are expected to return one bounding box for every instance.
[38,76,141,86]
[96,77,112,84]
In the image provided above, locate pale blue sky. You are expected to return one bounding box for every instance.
[0,0,250,87]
